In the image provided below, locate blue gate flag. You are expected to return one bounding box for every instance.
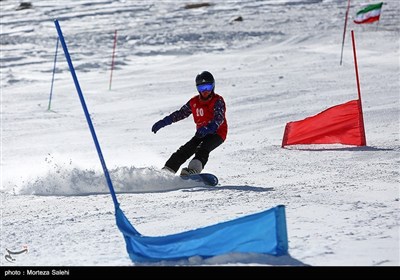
[116,205,288,262]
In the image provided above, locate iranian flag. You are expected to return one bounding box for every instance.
[354,2,383,24]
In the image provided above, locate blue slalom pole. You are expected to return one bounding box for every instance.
[54,19,119,208]
[48,37,59,111]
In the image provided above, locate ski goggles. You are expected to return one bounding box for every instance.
[197,83,214,92]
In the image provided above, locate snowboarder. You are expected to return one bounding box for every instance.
[151,71,228,175]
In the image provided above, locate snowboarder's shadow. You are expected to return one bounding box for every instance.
[184,185,274,192]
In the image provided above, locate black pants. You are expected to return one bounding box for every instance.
[165,134,224,173]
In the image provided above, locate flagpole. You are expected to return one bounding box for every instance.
[351,30,366,145]
[48,37,59,111]
[376,5,382,31]
[340,0,351,66]
[54,20,119,207]
[351,30,362,102]
[109,29,117,91]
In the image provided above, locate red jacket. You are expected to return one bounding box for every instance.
[170,93,228,140]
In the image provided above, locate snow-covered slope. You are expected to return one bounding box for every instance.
[1,0,399,266]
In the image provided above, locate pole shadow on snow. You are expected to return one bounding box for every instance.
[202,252,310,266]
[136,252,309,266]
[287,146,394,152]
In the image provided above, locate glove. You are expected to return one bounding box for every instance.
[152,116,172,134]
[195,122,218,138]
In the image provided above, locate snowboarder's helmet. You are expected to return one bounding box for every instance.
[195,71,215,89]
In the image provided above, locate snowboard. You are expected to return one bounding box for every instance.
[180,173,219,187]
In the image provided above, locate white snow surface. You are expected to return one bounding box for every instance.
[1,0,399,266]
